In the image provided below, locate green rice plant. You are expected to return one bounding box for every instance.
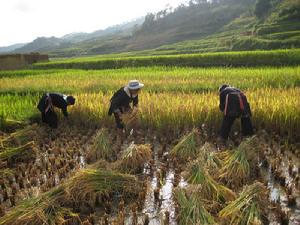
[33,49,300,70]
[2,66,300,95]
[174,187,216,225]
[118,143,152,174]
[0,141,35,162]
[86,128,113,163]
[219,182,268,225]
[170,129,200,161]
[183,160,236,202]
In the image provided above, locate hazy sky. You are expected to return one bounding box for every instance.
[0,0,185,47]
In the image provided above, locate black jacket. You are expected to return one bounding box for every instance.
[37,93,69,117]
[108,87,138,116]
[219,87,251,118]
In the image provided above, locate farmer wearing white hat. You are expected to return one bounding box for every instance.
[108,80,144,130]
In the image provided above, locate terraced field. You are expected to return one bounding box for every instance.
[0,50,300,225]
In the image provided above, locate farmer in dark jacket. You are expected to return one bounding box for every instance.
[219,84,254,141]
[108,80,144,130]
[37,93,75,128]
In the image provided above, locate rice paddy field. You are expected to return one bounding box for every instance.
[0,50,300,225]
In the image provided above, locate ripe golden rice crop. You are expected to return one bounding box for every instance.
[1,66,300,138]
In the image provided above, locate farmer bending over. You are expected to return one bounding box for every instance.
[108,80,144,131]
[218,84,254,143]
[37,93,75,128]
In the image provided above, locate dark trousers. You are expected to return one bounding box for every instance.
[113,112,124,129]
[41,110,58,128]
[220,116,254,140]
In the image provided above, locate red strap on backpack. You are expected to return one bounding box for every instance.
[224,94,229,116]
[224,92,245,116]
[238,93,245,111]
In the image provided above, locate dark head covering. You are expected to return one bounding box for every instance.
[67,96,76,105]
[219,84,229,93]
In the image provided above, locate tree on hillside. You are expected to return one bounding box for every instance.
[143,13,155,27]
[254,0,271,19]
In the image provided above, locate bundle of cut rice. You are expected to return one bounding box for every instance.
[118,142,152,173]
[0,141,35,163]
[87,129,113,163]
[219,182,268,225]
[170,129,200,161]
[183,160,236,202]
[0,168,142,225]
[197,142,223,178]
[218,136,262,188]
[120,107,139,127]
[174,187,216,225]
[0,124,39,148]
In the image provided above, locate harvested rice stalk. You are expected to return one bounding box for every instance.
[218,137,261,188]
[170,129,200,161]
[87,129,113,163]
[118,142,152,173]
[63,169,142,207]
[239,136,263,168]
[198,142,223,177]
[174,188,216,225]
[87,160,111,170]
[183,160,235,202]
[0,169,142,225]
[219,182,268,225]
[0,187,76,225]
[218,149,249,188]
[0,124,39,148]
[0,117,27,132]
[0,168,15,177]
[121,107,139,127]
[0,141,35,162]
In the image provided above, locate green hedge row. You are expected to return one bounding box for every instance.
[33,49,300,70]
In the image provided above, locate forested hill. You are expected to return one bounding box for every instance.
[6,0,300,57]
[126,0,256,50]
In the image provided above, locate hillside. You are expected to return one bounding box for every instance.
[0,43,26,54]
[5,0,300,57]
[8,18,144,56]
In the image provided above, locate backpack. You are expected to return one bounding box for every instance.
[224,92,251,118]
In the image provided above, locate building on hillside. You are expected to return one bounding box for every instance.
[0,53,49,70]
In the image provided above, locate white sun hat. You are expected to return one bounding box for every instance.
[127,80,144,90]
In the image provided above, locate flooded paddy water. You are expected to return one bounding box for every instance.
[0,124,300,225]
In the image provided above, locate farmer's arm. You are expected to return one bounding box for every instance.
[62,106,68,117]
[219,92,225,112]
[133,96,138,107]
